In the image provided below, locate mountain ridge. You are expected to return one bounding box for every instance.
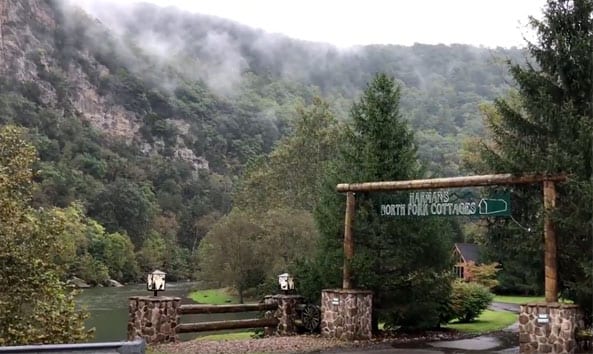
[0,0,526,281]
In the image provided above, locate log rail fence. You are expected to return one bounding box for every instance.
[128,294,307,344]
[175,303,279,334]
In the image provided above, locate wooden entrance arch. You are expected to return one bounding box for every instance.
[336,173,567,303]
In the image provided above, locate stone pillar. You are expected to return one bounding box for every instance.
[263,294,303,336]
[128,296,180,344]
[519,303,582,354]
[320,289,372,341]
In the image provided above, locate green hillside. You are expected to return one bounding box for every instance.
[0,0,523,284]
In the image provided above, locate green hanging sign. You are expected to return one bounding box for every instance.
[378,190,510,217]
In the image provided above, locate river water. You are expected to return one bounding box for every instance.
[77,282,257,342]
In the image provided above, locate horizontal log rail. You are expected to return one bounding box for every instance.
[336,173,567,193]
[178,303,278,315]
[176,318,279,333]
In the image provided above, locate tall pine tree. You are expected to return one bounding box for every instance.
[474,0,593,318]
[309,74,455,330]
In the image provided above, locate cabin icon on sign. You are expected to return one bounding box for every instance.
[478,198,508,216]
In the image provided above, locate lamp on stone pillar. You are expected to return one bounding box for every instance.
[147,269,166,296]
[278,273,295,294]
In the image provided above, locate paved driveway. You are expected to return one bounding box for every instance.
[330,303,521,354]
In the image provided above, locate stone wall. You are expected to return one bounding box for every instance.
[519,303,582,354]
[128,296,180,344]
[263,294,303,336]
[320,289,372,341]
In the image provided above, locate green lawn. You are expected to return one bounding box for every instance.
[493,295,545,304]
[444,310,517,333]
[188,288,239,304]
[493,295,572,304]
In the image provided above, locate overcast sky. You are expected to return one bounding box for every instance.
[81,0,546,48]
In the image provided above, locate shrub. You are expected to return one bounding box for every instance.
[465,262,501,290]
[382,271,454,330]
[449,280,494,323]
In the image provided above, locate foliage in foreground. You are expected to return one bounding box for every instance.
[0,126,92,345]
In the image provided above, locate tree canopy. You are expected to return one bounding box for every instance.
[305,74,456,330]
[468,0,593,319]
[0,126,92,345]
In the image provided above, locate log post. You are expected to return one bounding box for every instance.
[343,192,355,289]
[543,180,558,303]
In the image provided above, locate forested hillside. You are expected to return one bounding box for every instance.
[85,1,526,175]
[0,0,524,284]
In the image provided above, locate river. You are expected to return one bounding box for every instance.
[77,282,257,342]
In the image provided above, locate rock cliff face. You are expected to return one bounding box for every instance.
[0,0,141,140]
[0,1,56,79]
[0,0,211,170]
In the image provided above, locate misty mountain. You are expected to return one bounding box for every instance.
[85,1,524,95]
[80,0,526,174]
[0,0,525,279]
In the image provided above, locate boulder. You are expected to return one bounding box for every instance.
[67,276,91,288]
[104,279,124,287]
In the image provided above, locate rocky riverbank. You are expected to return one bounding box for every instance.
[67,276,124,288]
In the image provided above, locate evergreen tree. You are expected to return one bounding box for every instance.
[308,74,455,330]
[474,0,593,318]
[465,100,546,296]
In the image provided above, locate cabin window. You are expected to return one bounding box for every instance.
[453,265,464,279]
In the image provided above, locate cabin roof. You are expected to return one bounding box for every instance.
[454,243,480,263]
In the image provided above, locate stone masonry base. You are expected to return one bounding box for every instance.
[128,296,180,344]
[263,294,304,336]
[519,302,582,354]
[320,289,372,341]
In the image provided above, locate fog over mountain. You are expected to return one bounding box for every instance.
[66,1,527,98]
[0,0,527,282]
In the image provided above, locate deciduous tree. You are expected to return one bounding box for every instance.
[197,211,265,303]
[0,125,91,345]
[234,97,341,213]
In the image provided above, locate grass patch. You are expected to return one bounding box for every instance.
[197,331,255,341]
[493,295,545,304]
[444,310,517,333]
[189,288,238,304]
[493,295,572,304]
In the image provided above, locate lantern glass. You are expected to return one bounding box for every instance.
[147,270,166,295]
[278,273,294,291]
